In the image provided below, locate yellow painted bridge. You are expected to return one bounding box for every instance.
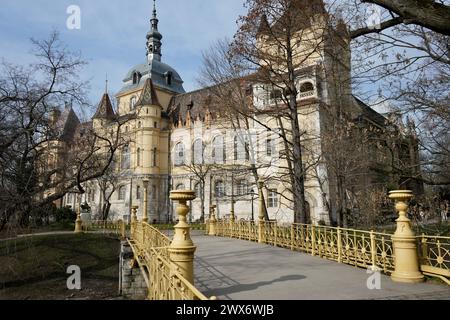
[82,190,450,300]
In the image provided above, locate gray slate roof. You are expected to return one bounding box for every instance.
[117,60,185,96]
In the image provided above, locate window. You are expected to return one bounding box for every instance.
[165,72,173,86]
[237,180,248,196]
[176,183,186,190]
[132,72,141,85]
[193,139,204,164]
[67,193,72,203]
[118,186,126,201]
[194,182,202,197]
[270,89,283,100]
[266,137,276,157]
[212,135,225,164]
[136,186,141,200]
[130,96,137,110]
[174,143,185,166]
[152,147,157,167]
[138,121,142,128]
[215,181,225,198]
[89,190,95,202]
[154,121,158,128]
[267,189,278,208]
[234,136,239,161]
[121,145,130,170]
[137,148,141,167]
[152,185,157,199]
[234,134,249,161]
[300,82,314,93]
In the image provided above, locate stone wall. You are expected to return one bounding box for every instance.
[119,241,147,300]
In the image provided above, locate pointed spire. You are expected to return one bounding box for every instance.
[135,78,162,108]
[105,73,108,94]
[151,0,158,30]
[257,14,270,36]
[147,0,162,62]
[93,92,115,120]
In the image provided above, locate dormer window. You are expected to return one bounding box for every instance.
[165,71,173,86]
[299,82,315,98]
[132,72,142,85]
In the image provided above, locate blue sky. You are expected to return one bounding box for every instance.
[0,0,246,114]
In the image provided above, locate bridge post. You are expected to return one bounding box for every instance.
[169,190,197,284]
[74,200,83,234]
[208,205,217,236]
[258,180,265,244]
[389,190,424,283]
[337,227,342,263]
[131,206,138,236]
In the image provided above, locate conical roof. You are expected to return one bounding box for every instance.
[135,78,162,108]
[93,93,115,119]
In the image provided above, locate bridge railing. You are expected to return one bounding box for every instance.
[128,220,210,300]
[418,234,450,284]
[82,219,127,238]
[206,190,449,284]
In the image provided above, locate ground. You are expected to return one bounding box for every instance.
[0,233,121,300]
[192,233,450,300]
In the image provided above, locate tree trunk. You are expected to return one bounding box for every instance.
[289,95,308,224]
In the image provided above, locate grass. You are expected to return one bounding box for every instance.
[0,233,121,300]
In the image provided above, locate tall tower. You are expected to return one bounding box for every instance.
[146,0,162,62]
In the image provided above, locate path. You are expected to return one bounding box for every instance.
[192,234,450,300]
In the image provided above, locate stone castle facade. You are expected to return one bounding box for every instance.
[56,1,421,225]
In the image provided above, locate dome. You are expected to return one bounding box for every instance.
[118,60,185,95]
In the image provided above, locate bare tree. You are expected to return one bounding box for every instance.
[0,32,129,231]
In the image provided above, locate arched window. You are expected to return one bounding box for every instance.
[132,72,141,85]
[212,135,225,164]
[176,183,186,190]
[121,145,130,170]
[136,148,141,167]
[130,96,137,110]
[194,182,202,197]
[152,185,157,199]
[193,139,204,164]
[138,121,142,128]
[234,136,239,161]
[234,134,249,161]
[174,143,185,166]
[118,186,126,201]
[165,72,173,86]
[215,180,225,198]
[300,82,314,93]
[136,186,141,200]
[237,180,248,196]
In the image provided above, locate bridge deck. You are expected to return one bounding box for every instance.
[191,234,450,300]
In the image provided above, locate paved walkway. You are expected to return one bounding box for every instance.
[192,234,450,300]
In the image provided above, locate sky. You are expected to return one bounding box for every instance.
[0,0,246,115]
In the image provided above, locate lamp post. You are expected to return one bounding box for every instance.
[250,188,255,222]
[142,179,149,223]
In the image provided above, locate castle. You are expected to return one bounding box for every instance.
[56,0,421,225]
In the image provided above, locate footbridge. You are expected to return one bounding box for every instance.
[79,190,450,300]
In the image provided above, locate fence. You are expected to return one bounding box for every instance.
[418,234,450,284]
[213,220,396,274]
[128,220,211,300]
